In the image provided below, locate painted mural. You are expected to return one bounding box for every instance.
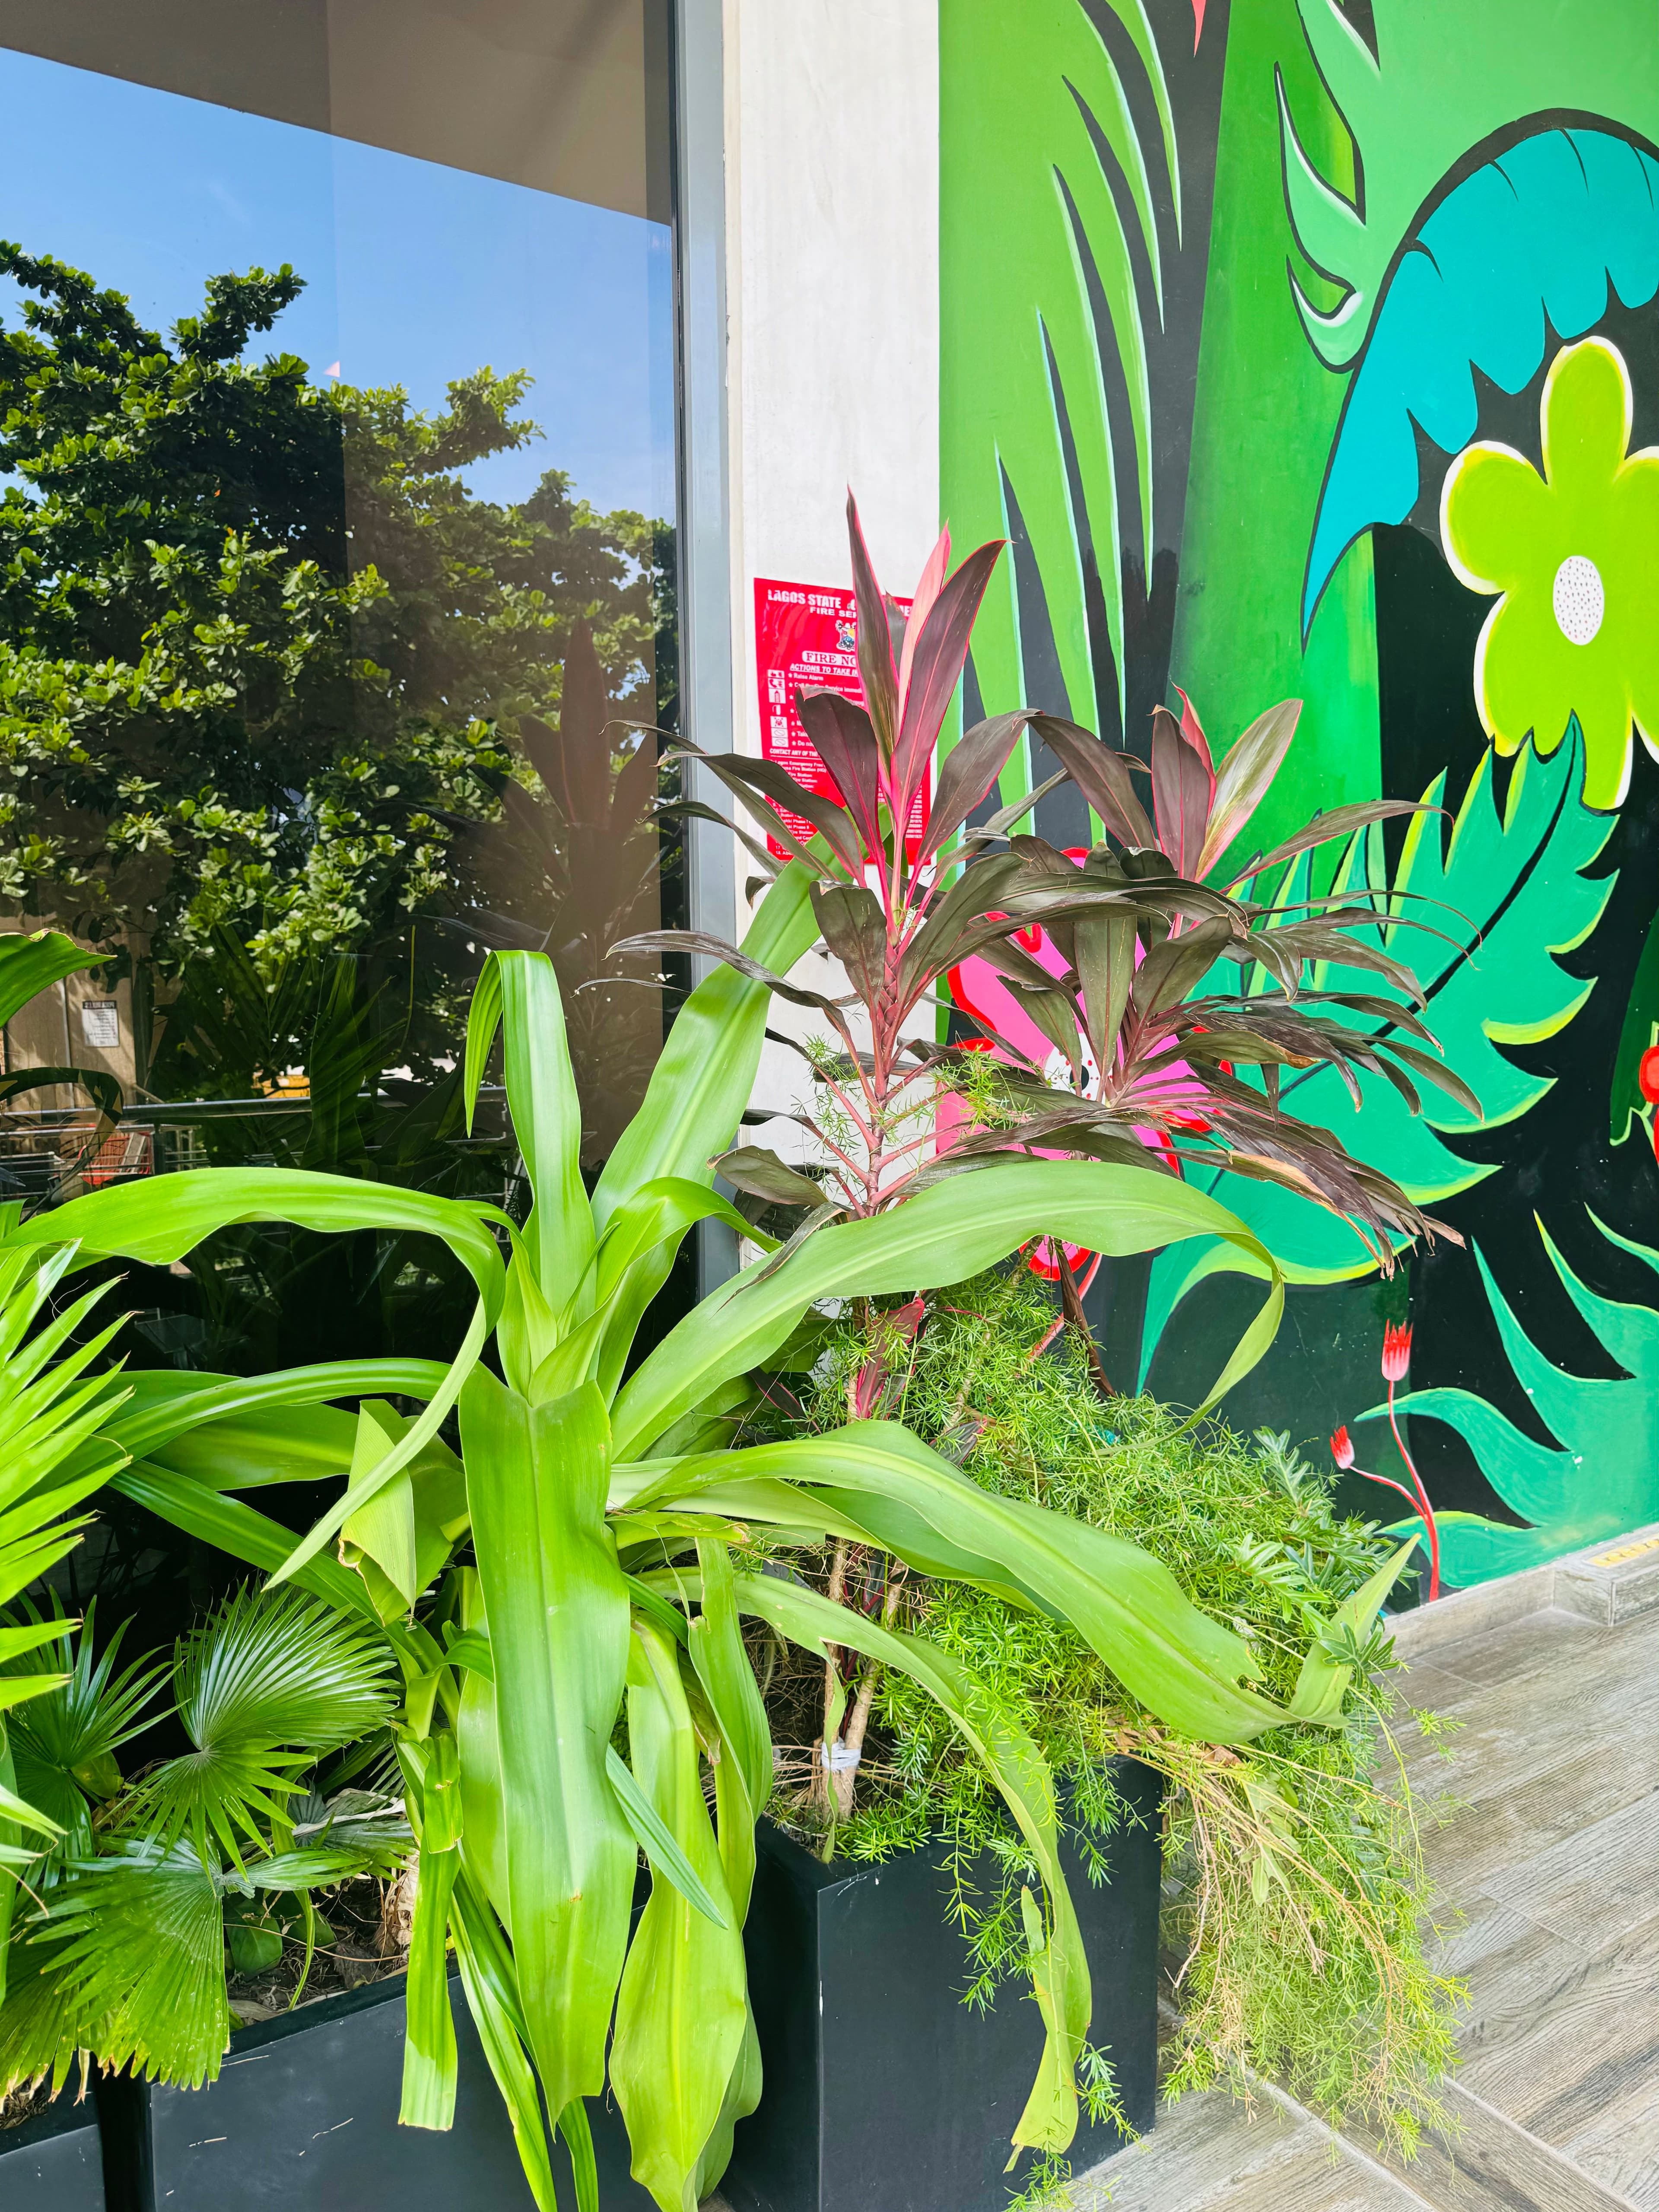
[940,0,1659,1585]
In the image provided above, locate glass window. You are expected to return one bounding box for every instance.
[0,0,680,1178]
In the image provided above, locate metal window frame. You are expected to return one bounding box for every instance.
[670,0,741,1291]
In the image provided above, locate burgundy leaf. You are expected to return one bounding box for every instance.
[1195,699,1300,877]
[1150,705,1214,876]
[1172,685,1215,779]
[1026,715,1157,849]
[683,746,865,879]
[796,689,885,860]
[846,492,900,760]
[896,528,951,715]
[890,538,1005,824]
[1224,798,1440,890]
[917,710,1036,864]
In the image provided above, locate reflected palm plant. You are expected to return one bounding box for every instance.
[447,618,671,1163]
[0,517,1427,2204]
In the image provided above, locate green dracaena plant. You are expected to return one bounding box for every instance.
[0,873,1417,2208]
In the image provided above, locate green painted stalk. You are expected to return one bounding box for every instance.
[460,1370,632,2119]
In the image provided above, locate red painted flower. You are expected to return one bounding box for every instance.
[1380,1321,1413,1384]
[1329,1424,1355,1470]
[1640,1044,1659,1106]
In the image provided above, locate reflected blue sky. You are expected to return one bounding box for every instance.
[0,46,675,516]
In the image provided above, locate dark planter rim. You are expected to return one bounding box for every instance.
[0,2081,102,2153]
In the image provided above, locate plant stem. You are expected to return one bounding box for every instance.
[810,1539,851,1818]
[1387,1380,1440,1601]
[836,1571,906,1820]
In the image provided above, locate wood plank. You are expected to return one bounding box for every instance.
[1457,1904,1659,2143]
[1069,2089,1300,2211]
[1351,2079,1637,2212]
[1561,2066,1659,2210]
[1477,1798,1659,1951]
[1419,1731,1659,1899]
[1076,2101,1424,2212]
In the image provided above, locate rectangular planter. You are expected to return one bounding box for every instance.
[0,2083,105,2209]
[97,1967,655,2212]
[723,1758,1163,2212]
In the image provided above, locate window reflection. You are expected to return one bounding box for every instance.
[0,1,679,1172]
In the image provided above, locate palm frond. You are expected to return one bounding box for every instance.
[24,1842,230,2089]
[118,1590,395,1865]
[8,1605,169,1819]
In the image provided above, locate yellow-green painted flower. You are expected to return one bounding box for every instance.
[1440,337,1659,811]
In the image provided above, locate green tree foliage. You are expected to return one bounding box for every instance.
[0,245,669,1061]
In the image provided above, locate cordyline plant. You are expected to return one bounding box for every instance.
[0,514,1443,2206]
[638,500,1475,1274]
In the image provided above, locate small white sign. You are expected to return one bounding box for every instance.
[81,1000,120,1050]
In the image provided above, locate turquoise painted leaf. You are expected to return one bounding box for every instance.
[1354,1213,1659,1586]
[1279,5,1659,377]
[941,0,1178,765]
[1303,127,1659,627]
[1138,726,1614,1381]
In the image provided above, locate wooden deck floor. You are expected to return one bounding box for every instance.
[1079,1601,1659,2212]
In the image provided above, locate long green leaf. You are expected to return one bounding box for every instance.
[400,1838,460,2129]
[655,1421,1303,1745]
[0,930,106,1028]
[687,1540,770,1923]
[111,1462,379,1620]
[1,1174,505,1588]
[722,1568,1088,2158]
[468,952,594,1314]
[605,1746,729,1929]
[612,1159,1283,1458]
[609,1619,748,2212]
[593,862,819,1234]
[105,1360,447,1469]
[448,1870,562,2212]
[461,1370,632,2118]
[1287,1538,1417,1723]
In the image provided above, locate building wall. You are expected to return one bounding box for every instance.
[937,0,1659,1582]
[721,0,940,1147]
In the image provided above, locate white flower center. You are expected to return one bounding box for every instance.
[1552,554,1605,646]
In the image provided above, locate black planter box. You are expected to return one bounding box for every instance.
[0,2083,105,2208]
[98,1967,655,2212]
[724,1760,1163,2212]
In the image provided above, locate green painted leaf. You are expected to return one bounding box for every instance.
[941,0,1176,747]
[1360,1213,1659,1585]
[1141,730,1615,1371]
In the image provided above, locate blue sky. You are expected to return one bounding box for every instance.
[0,46,676,517]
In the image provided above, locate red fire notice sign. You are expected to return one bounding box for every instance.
[752,577,925,860]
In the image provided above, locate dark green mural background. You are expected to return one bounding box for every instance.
[940,0,1659,1584]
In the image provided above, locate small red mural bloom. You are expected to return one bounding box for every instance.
[1380,1320,1413,1383]
[1331,1317,1443,1602]
[1639,1044,1659,1104]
